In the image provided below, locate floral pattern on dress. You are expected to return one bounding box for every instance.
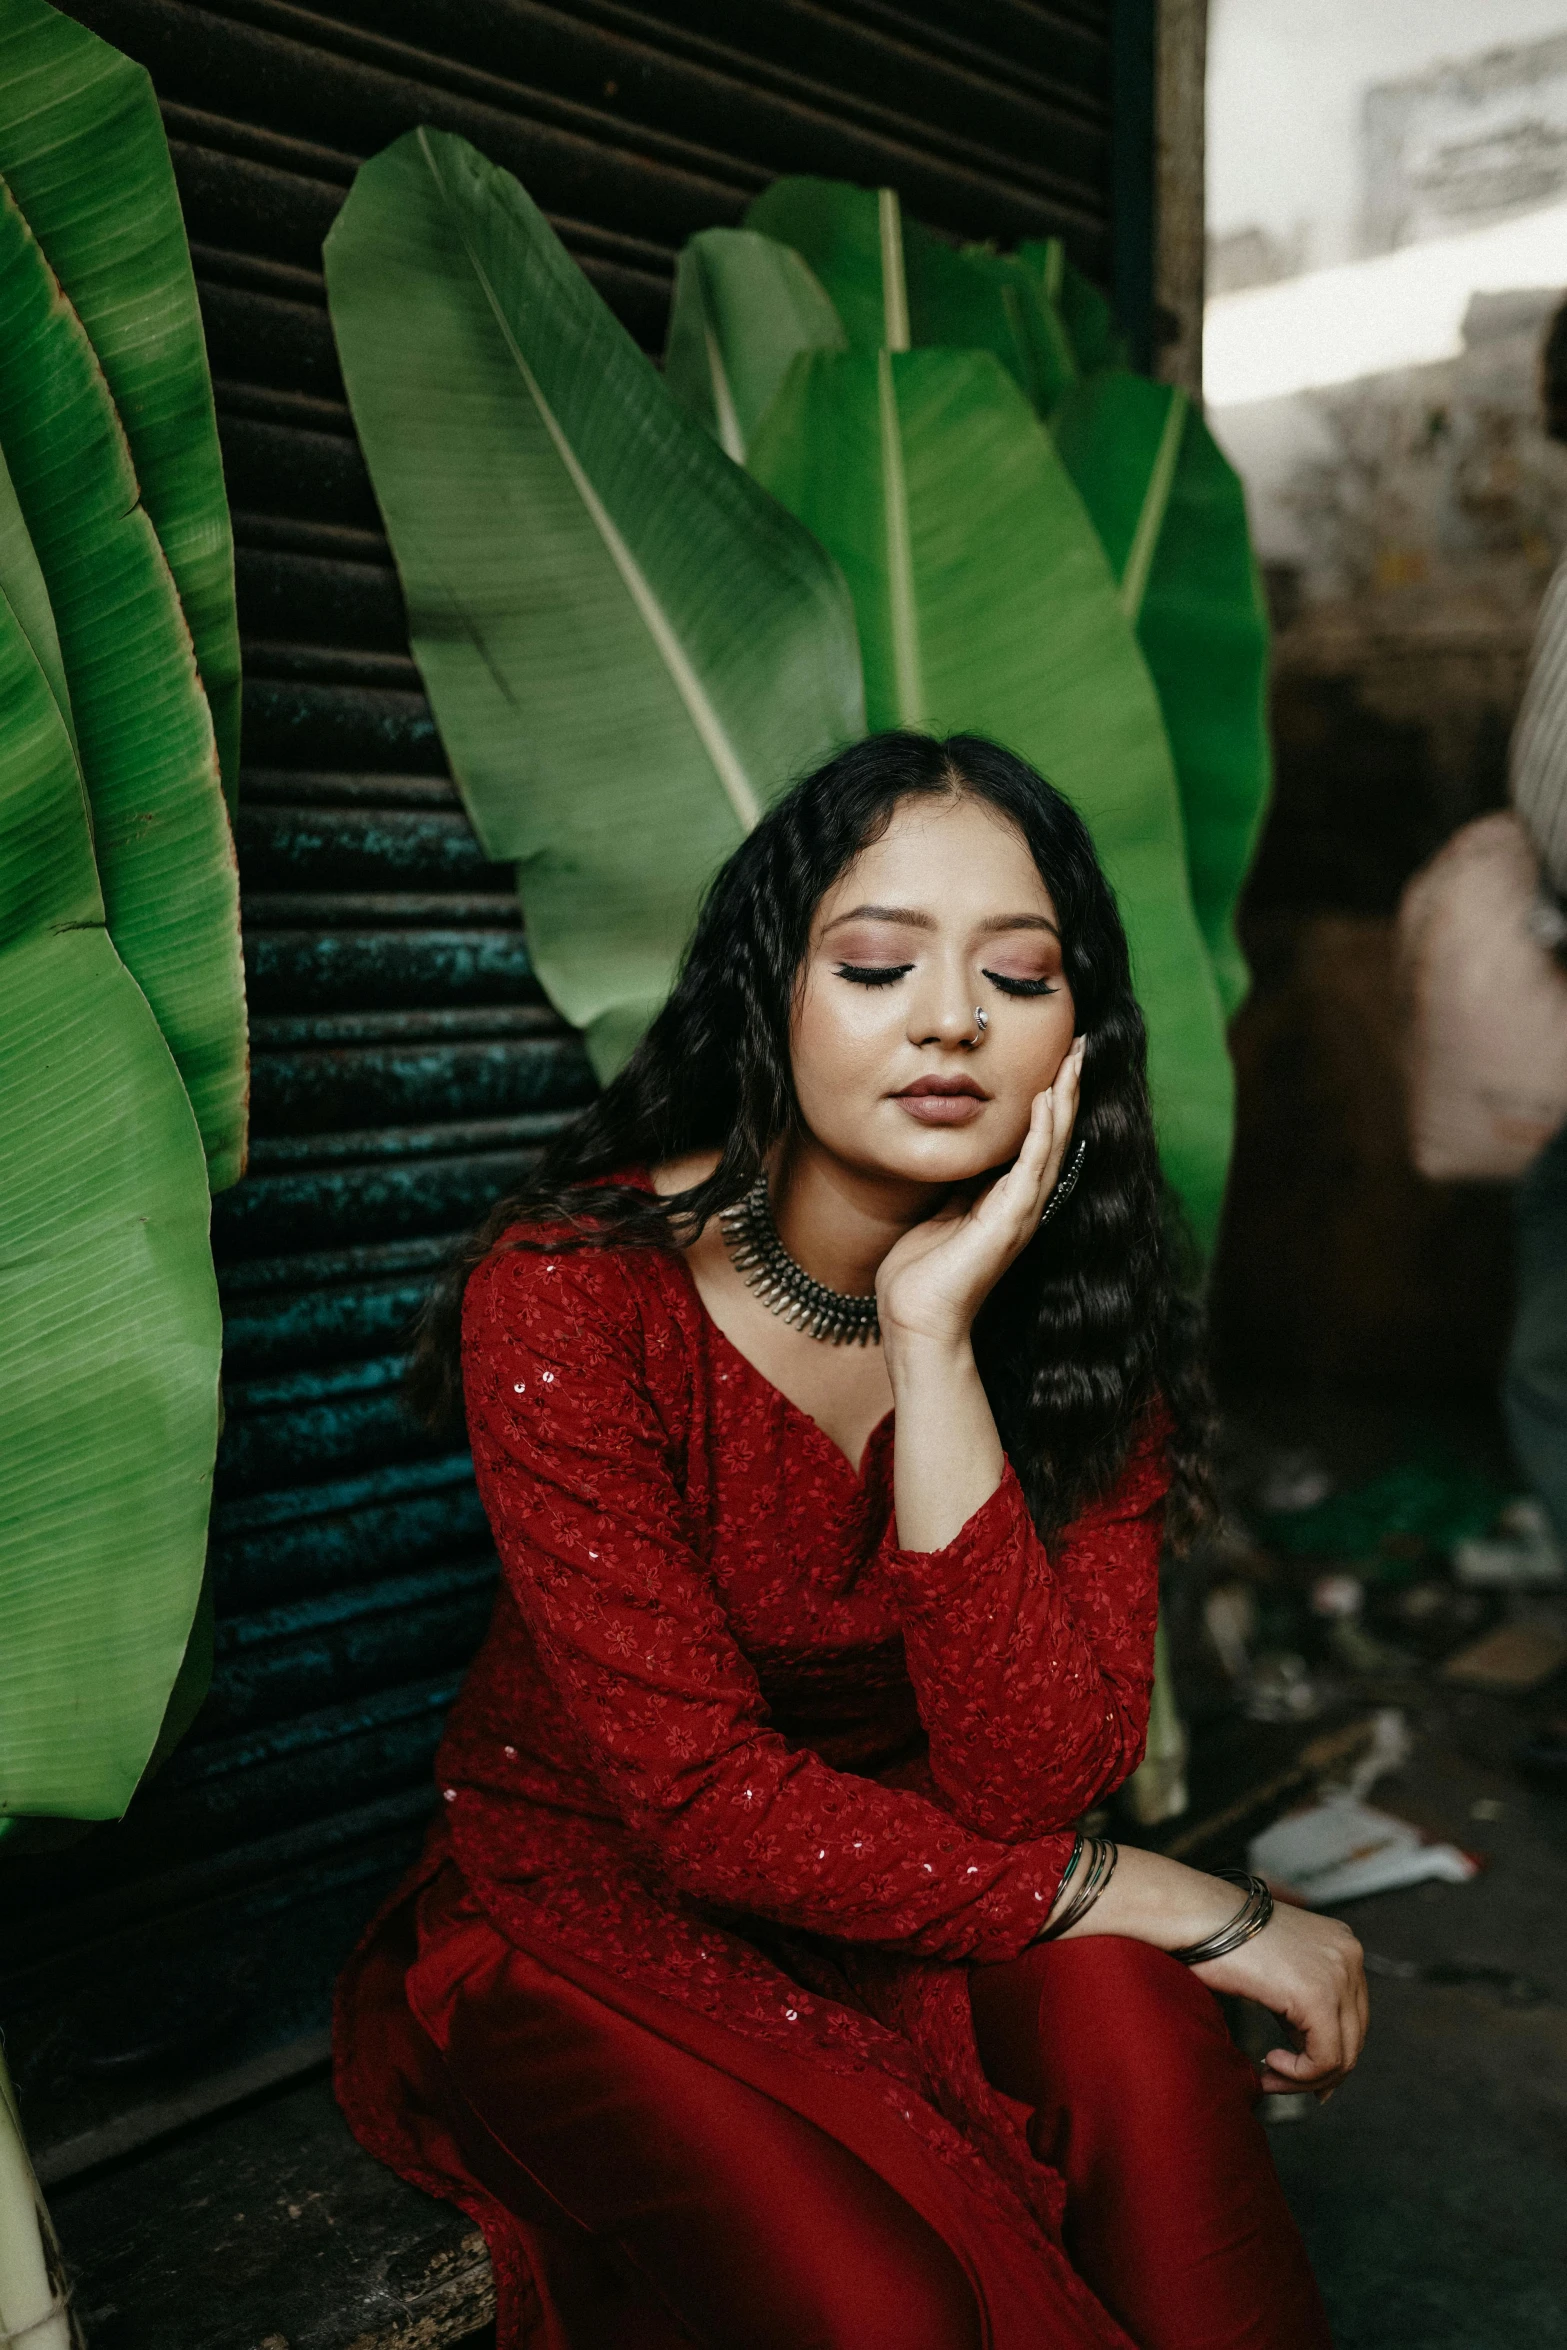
[406,1214,1168,2276]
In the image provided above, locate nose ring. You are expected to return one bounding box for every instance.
[974,1006,988,1034]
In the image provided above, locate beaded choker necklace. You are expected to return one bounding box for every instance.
[719,1140,1089,1349]
[719,1176,881,1347]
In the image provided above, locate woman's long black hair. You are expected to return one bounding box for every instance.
[409,732,1216,1546]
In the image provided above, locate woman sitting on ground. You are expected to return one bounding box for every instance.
[335,731,1365,2350]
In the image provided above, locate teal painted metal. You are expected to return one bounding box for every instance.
[1111,0,1157,374]
[4,0,1139,2164]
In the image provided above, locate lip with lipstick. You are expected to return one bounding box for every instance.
[891,1074,991,1125]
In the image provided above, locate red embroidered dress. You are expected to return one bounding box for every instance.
[335,1213,1171,2346]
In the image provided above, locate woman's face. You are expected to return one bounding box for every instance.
[791,792,1078,1189]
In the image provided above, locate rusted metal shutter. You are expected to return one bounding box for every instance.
[5,0,1133,2172]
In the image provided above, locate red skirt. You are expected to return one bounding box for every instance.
[335,1860,1330,2350]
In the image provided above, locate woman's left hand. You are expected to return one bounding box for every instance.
[1194,1900,1368,2100]
[877,1037,1084,1352]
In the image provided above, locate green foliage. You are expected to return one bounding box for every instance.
[0,438,72,753]
[664,228,846,463]
[743,175,895,352]
[0,5,242,1827]
[0,180,247,1186]
[749,337,1232,1248]
[744,181,1077,419]
[903,228,1078,419]
[742,181,1271,1032]
[0,0,242,813]
[722,183,1230,1246]
[325,129,865,1078]
[1016,238,1130,376]
[330,143,1268,1241]
[0,577,221,1822]
[1053,370,1271,1018]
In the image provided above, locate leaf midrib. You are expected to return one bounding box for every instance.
[875,189,924,731]
[418,127,761,834]
[1119,387,1188,626]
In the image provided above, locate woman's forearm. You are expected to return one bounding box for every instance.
[887,1335,1005,1551]
[1037,1842,1370,2098]
[1046,1843,1240,1951]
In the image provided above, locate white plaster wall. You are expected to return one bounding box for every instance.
[1209,0,1567,274]
[1208,1,1567,587]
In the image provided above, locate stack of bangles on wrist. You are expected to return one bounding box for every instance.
[1029,1843,1275,1962]
[1167,1871,1274,1965]
[1029,1831,1117,1943]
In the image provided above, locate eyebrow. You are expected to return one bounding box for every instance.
[823,903,1061,942]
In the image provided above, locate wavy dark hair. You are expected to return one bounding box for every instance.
[410,732,1216,1546]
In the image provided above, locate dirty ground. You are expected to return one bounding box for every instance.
[42,1386,1567,2350]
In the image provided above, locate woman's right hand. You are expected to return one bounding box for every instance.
[1193,1902,1368,2097]
[876,1038,1084,1355]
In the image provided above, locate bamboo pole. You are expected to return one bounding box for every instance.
[1124,1616,1191,1826]
[0,2041,75,2350]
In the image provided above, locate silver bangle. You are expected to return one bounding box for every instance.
[1169,1872,1274,1966]
[1032,1832,1118,1945]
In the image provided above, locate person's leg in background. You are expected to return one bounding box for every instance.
[1506,1119,1567,1544]
[1505,1118,1567,1780]
[971,1934,1332,2350]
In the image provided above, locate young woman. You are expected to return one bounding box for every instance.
[335,733,1365,2350]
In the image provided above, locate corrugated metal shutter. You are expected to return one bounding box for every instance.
[4,0,1126,2162]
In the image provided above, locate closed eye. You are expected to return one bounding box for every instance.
[835,962,915,987]
[981,967,1060,997]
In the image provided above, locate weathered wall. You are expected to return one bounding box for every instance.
[1204,12,1567,1399]
[1209,296,1564,1392]
[1155,0,1207,396]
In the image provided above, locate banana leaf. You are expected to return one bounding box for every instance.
[0,578,221,1824]
[0,176,247,1189]
[325,130,865,1077]
[903,227,1077,419]
[746,179,1264,1030]
[743,179,1077,419]
[664,228,847,463]
[745,207,1231,1248]
[742,175,899,352]
[1052,370,1271,1018]
[0,0,241,813]
[1016,238,1130,377]
[0,435,72,753]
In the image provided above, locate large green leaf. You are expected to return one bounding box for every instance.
[664,228,847,463]
[903,226,1077,419]
[0,0,241,812]
[325,130,865,1077]
[0,580,221,1824]
[1016,238,1130,377]
[743,175,898,352]
[0,433,72,753]
[1053,370,1272,1019]
[747,337,1232,1247]
[743,179,1077,419]
[0,176,247,1189]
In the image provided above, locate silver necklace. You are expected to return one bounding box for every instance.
[720,1176,882,1346]
[719,1140,1090,1350]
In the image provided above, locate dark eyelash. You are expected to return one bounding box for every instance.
[834,962,914,987]
[981,968,1060,998]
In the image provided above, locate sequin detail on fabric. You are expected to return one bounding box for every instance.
[337,1203,1171,2335]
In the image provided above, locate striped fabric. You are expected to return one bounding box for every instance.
[1512,554,1567,898]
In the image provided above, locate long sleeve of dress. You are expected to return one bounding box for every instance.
[879,1427,1168,1842]
[461,1244,1075,1965]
